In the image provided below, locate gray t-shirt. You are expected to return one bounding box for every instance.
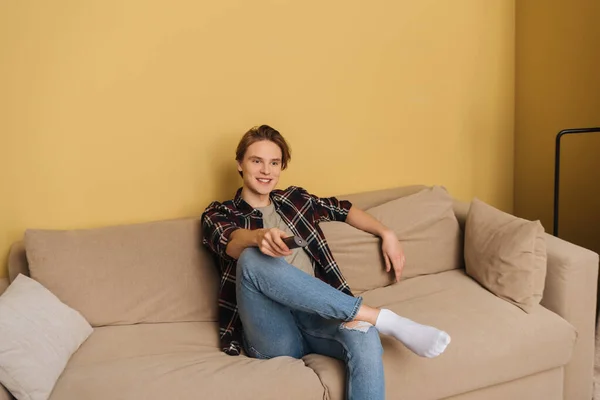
[256,203,315,277]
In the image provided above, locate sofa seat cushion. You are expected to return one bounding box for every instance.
[303,269,576,400]
[50,322,325,400]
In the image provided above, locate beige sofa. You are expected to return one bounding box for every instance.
[0,185,598,400]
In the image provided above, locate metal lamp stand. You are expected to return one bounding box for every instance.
[553,127,600,237]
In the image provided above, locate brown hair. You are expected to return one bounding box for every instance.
[235,125,291,177]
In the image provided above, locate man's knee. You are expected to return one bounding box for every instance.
[238,247,261,264]
[237,248,275,282]
[237,248,263,273]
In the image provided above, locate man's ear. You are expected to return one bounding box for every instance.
[237,161,243,173]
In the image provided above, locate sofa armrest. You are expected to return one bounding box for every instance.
[540,233,599,400]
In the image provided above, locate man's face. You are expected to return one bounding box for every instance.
[238,140,283,197]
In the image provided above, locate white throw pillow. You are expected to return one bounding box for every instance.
[0,274,93,400]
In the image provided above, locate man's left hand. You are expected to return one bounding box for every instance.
[381,230,405,282]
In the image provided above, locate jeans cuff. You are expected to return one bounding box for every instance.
[347,296,363,321]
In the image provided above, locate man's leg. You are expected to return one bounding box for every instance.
[296,312,385,400]
[237,247,450,359]
[237,248,362,321]
[236,254,306,359]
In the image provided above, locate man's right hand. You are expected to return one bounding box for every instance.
[256,228,293,258]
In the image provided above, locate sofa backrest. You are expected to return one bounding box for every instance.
[21,218,219,327]
[7,185,467,326]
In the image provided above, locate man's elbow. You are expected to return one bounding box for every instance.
[345,206,358,223]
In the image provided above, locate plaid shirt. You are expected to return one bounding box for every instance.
[201,186,355,355]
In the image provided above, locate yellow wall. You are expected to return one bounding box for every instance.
[515,0,600,253]
[0,1,515,278]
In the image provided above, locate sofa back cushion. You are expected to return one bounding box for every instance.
[321,186,463,293]
[24,218,219,327]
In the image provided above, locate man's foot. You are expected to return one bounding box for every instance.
[375,308,451,358]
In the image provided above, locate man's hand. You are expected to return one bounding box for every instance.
[256,228,293,258]
[345,207,406,281]
[381,230,405,282]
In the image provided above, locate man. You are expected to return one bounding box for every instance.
[202,125,450,400]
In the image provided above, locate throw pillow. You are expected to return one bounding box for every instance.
[464,198,547,313]
[321,186,463,294]
[0,274,93,400]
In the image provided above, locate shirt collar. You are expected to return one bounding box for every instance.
[233,187,245,208]
[233,187,282,215]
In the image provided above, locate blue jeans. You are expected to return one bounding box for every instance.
[236,248,385,400]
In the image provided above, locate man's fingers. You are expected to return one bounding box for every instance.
[392,254,405,282]
[263,249,276,257]
[384,253,391,272]
[271,232,291,255]
[264,229,291,256]
[259,241,279,258]
[259,247,276,257]
[262,236,290,257]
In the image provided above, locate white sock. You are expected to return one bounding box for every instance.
[375,309,451,358]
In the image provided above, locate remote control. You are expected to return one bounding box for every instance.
[282,236,308,249]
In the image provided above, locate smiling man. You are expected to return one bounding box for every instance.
[201,125,450,400]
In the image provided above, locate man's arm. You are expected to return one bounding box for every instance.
[303,187,404,279]
[227,228,293,260]
[345,206,392,237]
[225,229,259,260]
[202,201,295,261]
[345,206,406,282]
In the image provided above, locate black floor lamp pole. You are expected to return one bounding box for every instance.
[553,127,600,237]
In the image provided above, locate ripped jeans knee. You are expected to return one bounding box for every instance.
[340,321,373,333]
